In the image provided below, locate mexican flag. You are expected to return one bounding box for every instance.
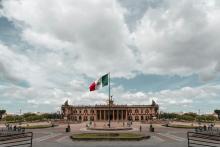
[89,74,109,91]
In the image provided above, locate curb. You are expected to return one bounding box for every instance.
[70,135,150,141]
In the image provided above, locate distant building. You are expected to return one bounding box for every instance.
[210,113,218,119]
[61,99,159,122]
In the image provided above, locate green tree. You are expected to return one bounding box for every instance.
[184,112,197,118]
[0,110,6,119]
[214,110,220,119]
[4,115,14,122]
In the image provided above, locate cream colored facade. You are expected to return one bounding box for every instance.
[61,100,159,122]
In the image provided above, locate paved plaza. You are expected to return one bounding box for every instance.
[23,122,191,147]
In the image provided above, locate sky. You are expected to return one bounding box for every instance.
[0,0,220,114]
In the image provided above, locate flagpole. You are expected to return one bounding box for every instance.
[108,72,111,128]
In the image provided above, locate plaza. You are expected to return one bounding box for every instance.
[0,121,190,147]
[32,122,189,147]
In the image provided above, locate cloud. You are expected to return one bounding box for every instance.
[1,0,220,113]
[0,43,46,87]
[133,0,220,79]
[111,84,220,112]
[1,0,138,78]
[2,0,220,80]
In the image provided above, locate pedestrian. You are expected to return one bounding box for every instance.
[140,125,142,132]
[203,125,207,131]
[13,125,17,131]
[94,122,96,127]
[210,123,213,131]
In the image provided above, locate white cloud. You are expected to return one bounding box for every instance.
[0,43,48,87]
[111,84,220,112]
[1,0,137,78]
[1,0,220,113]
[22,29,73,51]
[133,0,220,79]
[2,0,220,79]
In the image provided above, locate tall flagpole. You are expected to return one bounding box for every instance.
[108,72,111,128]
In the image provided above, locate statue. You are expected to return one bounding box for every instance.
[152,100,156,106]
[64,100,69,106]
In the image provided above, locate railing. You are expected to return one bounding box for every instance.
[0,128,25,136]
[0,129,33,147]
[187,131,220,147]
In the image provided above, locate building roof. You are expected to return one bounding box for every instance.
[61,100,159,109]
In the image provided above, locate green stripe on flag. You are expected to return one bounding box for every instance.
[101,74,108,87]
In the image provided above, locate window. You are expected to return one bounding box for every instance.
[128,116,132,121]
[145,109,149,114]
[90,110,94,114]
[90,116,94,121]
[73,109,77,114]
[135,109,139,113]
[83,116,88,121]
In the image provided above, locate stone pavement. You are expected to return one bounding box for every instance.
[29,122,190,147]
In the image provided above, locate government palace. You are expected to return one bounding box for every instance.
[61,98,159,122]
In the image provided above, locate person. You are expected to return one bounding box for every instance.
[22,128,25,133]
[9,124,12,131]
[210,123,214,131]
[140,125,142,132]
[208,124,211,131]
[13,125,17,131]
[149,124,154,132]
[6,123,9,130]
[66,123,70,132]
[127,121,130,127]
[203,125,207,131]
[94,122,96,128]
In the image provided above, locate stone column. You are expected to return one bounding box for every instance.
[122,110,124,121]
[95,110,97,121]
[97,110,99,121]
[113,110,115,121]
[100,110,102,120]
[117,110,119,121]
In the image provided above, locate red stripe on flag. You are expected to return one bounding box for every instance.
[89,82,96,91]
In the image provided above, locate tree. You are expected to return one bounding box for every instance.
[0,110,6,119]
[4,115,15,122]
[214,110,220,119]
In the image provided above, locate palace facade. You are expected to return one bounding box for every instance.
[61,99,159,122]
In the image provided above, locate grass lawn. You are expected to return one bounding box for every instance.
[21,124,57,129]
[71,133,149,141]
[163,124,196,129]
